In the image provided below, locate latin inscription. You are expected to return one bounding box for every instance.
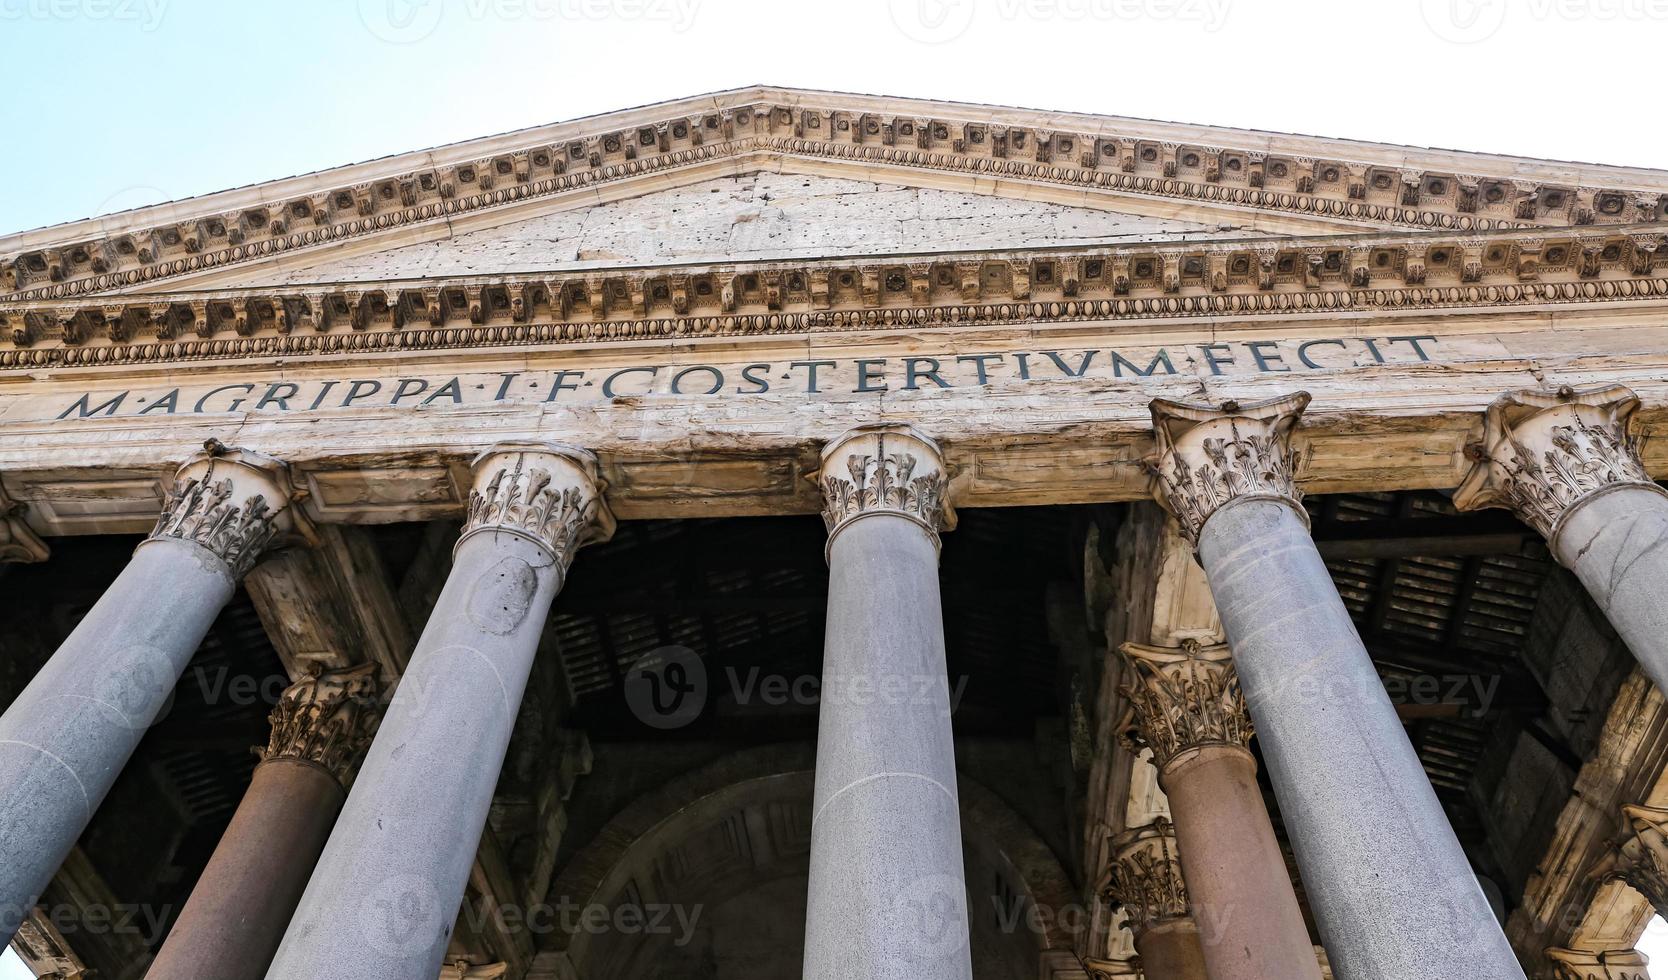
[55,336,1438,420]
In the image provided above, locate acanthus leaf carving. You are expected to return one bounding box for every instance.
[1119,639,1253,774]
[259,663,383,790]
[461,443,614,571]
[1454,384,1663,544]
[145,441,305,579]
[1150,392,1310,547]
[1102,817,1190,939]
[817,424,951,553]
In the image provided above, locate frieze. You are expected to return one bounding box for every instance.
[42,337,1441,423]
[7,89,1665,301]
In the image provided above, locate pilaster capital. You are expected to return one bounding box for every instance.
[1453,385,1662,547]
[1119,639,1254,775]
[145,439,312,579]
[1102,817,1190,940]
[1545,947,1649,980]
[461,443,616,571]
[817,423,953,556]
[1610,802,1668,917]
[0,481,47,563]
[258,663,382,790]
[1149,392,1310,547]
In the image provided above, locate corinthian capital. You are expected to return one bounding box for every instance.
[1545,947,1649,980]
[1102,818,1190,940]
[817,424,952,554]
[1119,640,1253,775]
[259,663,382,789]
[461,443,615,571]
[1454,385,1662,545]
[1149,393,1309,547]
[146,439,312,579]
[1611,802,1668,918]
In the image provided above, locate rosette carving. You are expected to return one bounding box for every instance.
[1102,818,1190,939]
[1150,393,1310,547]
[817,424,951,552]
[1454,385,1662,544]
[460,443,615,570]
[1119,640,1253,774]
[259,664,382,789]
[145,440,308,578]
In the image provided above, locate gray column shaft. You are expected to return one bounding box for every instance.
[266,533,562,980]
[803,515,971,980]
[1554,488,1668,693]
[0,538,233,940]
[1197,499,1522,980]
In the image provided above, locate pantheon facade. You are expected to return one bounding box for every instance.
[2,87,1668,980]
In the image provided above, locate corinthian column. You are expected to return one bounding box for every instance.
[145,665,381,980]
[1102,819,1208,980]
[1119,640,1320,980]
[1149,393,1523,980]
[1454,385,1668,694]
[0,440,303,944]
[266,444,612,980]
[803,424,971,980]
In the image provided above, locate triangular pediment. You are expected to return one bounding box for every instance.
[3,85,1665,302]
[229,172,1266,288]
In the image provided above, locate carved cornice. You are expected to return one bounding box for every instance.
[1545,947,1649,980]
[1453,384,1665,547]
[258,663,382,790]
[817,423,951,556]
[1119,640,1253,775]
[143,439,311,578]
[1102,818,1190,940]
[1612,803,1668,918]
[460,443,615,571]
[7,90,1663,300]
[1149,392,1310,547]
[5,227,1668,366]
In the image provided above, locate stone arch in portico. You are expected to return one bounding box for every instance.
[545,743,1079,980]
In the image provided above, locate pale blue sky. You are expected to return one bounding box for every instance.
[1,0,1665,236]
